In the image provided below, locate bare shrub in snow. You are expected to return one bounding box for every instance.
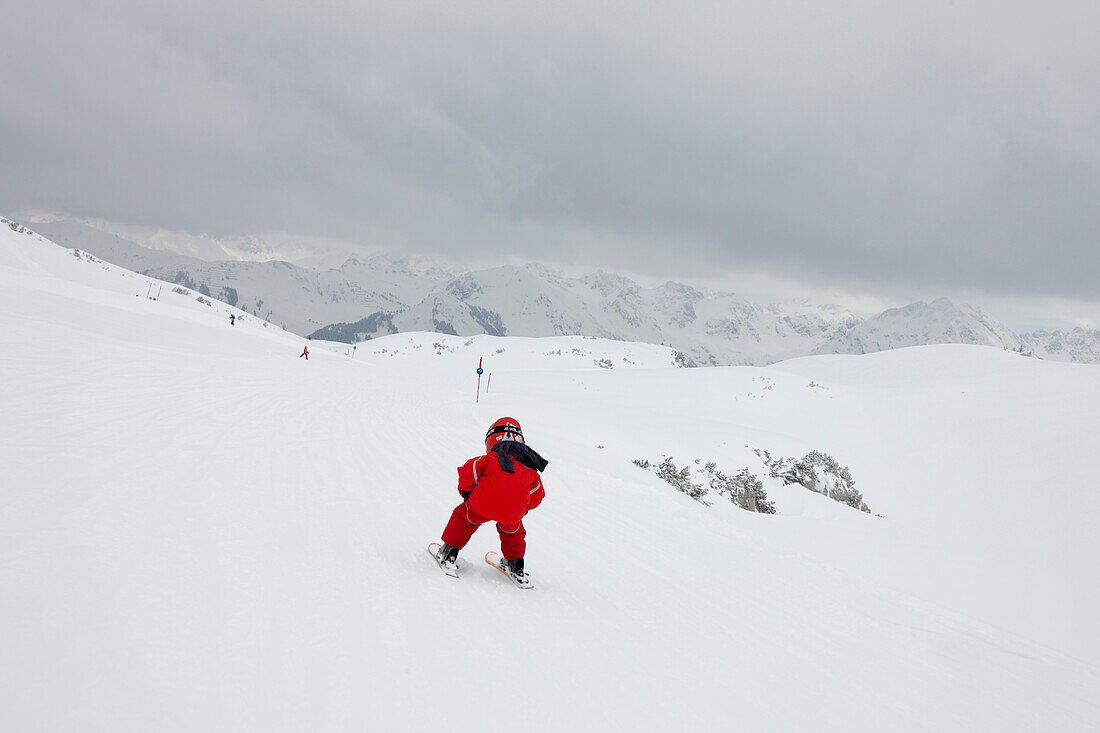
[172,287,191,296]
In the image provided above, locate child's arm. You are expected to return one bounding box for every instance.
[457,455,488,499]
[527,474,545,512]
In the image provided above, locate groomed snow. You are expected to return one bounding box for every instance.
[2,227,1098,731]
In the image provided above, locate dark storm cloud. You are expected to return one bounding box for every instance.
[3,1,1099,299]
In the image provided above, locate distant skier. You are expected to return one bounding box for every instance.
[434,417,547,582]
[229,314,235,325]
[300,346,309,360]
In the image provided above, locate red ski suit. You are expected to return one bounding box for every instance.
[441,449,546,560]
[461,451,545,524]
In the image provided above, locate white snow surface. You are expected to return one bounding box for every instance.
[2,226,1099,732]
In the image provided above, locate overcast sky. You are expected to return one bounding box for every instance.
[3,1,1099,327]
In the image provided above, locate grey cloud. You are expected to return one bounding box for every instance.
[2,0,1098,301]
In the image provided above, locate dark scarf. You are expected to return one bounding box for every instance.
[491,441,549,474]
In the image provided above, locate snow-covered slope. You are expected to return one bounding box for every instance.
[25,218,455,333]
[3,220,1099,731]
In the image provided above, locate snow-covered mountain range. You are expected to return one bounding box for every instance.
[1021,326,1100,363]
[813,297,1025,355]
[20,215,1100,365]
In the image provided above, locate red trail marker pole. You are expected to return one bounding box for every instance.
[476,357,484,403]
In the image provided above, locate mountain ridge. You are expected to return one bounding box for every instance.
[17,215,1099,365]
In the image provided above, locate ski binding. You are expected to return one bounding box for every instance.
[485,551,534,589]
[427,542,459,578]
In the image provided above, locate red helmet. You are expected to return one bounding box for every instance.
[485,417,524,452]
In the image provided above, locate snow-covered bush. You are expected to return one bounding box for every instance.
[756,448,869,513]
[634,456,776,512]
[704,464,776,514]
[3,217,32,234]
[655,457,710,504]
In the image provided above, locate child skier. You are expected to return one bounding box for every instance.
[435,417,548,582]
[299,345,309,359]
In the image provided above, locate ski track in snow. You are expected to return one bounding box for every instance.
[2,228,1099,731]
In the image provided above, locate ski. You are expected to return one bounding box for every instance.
[427,542,459,578]
[484,551,534,589]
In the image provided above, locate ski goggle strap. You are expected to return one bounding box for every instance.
[486,423,523,440]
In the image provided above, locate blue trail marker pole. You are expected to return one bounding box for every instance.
[476,358,484,403]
